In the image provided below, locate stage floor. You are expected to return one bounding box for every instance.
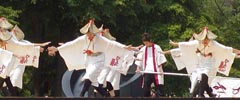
[0,97,239,100]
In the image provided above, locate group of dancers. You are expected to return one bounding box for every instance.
[1,17,240,98]
[0,17,50,96]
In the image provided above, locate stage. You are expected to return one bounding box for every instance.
[0,97,239,100]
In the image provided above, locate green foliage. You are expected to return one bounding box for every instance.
[0,6,21,24]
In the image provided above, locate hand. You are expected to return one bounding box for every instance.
[137,44,144,50]
[124,45,133,50]
[135,66,141,73]
[40,47,44,53]
[235,54,240,58]
[169,40,178,46]
[169,40,174,45]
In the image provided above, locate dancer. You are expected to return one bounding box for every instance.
[135,32,167,97]
[97,28,142,97]
[166,27,240,97]
[3,25,50,96]
[47,19,136,97]
[0,17,49,96]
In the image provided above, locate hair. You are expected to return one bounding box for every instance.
[141,32,152,42]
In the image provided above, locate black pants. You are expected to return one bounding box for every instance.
[143,74,164,97]
[0,76,18,96]
[80,79,109,97]
[191,74,215,97]
[105,81,120,97]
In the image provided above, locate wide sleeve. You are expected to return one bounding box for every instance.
[213,41,235,76]
[155,45,167,66]
[134,47,144,68]
[96,35,135,75]
[58,35,86,71]
[177,40,199,73]
[21,40,41,68]
[0,48,14,78]
[6,38,40,68]
[170,48,185,71]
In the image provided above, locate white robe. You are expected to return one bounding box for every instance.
[58,34,135,87]
[6,33,40,68]
[178,40,235,77]
[98,67,121,90]
[106,69,121,90]
[8,40,39,88]
[172,40,235,93]
[135,44,167,85]
[0,48,14,78]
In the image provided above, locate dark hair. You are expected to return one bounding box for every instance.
[142,32,152,42]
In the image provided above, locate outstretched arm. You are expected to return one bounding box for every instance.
[124,44,144,51]
[235,54,240,58]
[233,48,240,54]
[160,50,171,55]
[169,40,179,47]
[233,48,240,58]
[33,41,51,47]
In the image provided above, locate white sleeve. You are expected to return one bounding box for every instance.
[155,45,167,66]
[134,48,144,67]
[58,35,86,70]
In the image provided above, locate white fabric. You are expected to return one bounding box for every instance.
[176,40,235,93]
[170,48,185,71]
[145,47,154,72]
[106,69,121,90]
[135,44,167,85]
[8,40,36,88]
[178,40,199,73]
[213,41,235,76]
[0,48,14,78]
[105,41,135,75]
[58,34,135,74]
[98,67,121,90]
[58,34,134,87]
[9,65,25,88]
[98,67,111,86]
[58,36,86,71]
[82,53,105,87]
[210,77,240,97]
[178,40,235,76]
[6,38,40,68]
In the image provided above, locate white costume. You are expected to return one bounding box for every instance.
[58,34,134,87]
[97,29,130,91]
[135,44,167,85]
[98,66,121,90]
[8,40,40,89]
[171,39,235,93]
[106,69,121,90]
[0,48,15,79]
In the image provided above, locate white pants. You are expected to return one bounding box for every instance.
[82,53,105,87]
